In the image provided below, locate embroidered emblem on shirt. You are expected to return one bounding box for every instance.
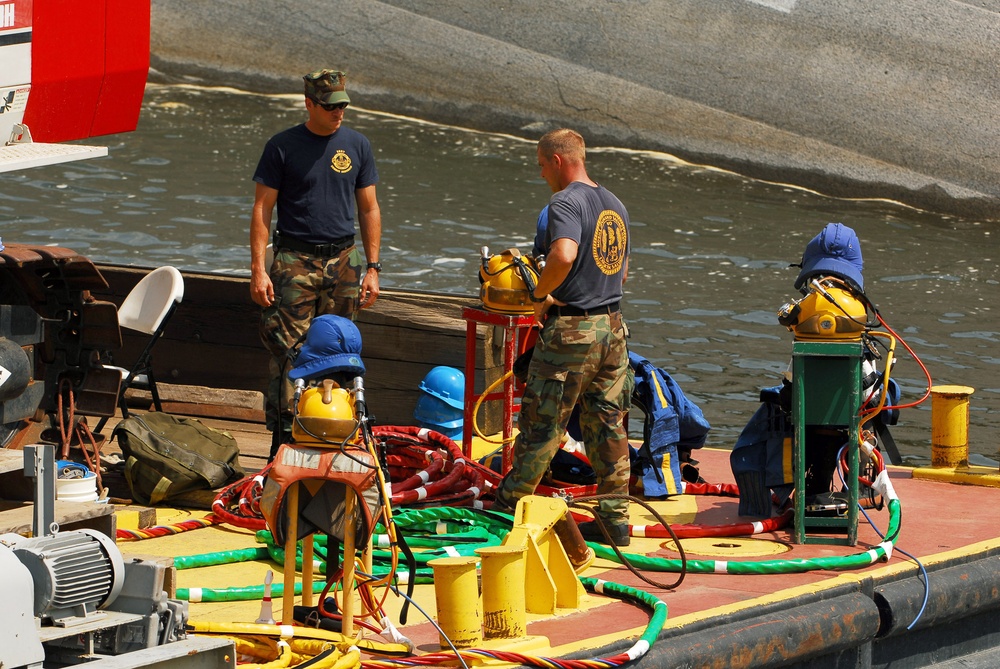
[331,150,353,174]
[592,209,627,275]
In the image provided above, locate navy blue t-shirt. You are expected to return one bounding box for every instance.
[545,182,630,310]
[253,124,379,243]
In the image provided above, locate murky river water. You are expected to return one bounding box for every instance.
[1,84,997,465]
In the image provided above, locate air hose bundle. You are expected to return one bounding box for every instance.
[211,466,271,531]
[207,425,504,532]
[374,425,503,508]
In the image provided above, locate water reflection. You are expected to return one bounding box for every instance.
[1,84,997,464]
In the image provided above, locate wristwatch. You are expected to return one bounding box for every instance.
[366,262,382,273]
[530,292,547,303]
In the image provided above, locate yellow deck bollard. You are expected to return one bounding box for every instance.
[428,556,482,649]
[477,545,527,640]
[500,495,586,614]
[930,385,974,468]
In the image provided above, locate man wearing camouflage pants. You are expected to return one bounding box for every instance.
[493,128,634,546]
[249,69,382,459]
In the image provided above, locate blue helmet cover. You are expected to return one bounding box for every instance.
[794,222,865,292]
[289,315,366,381]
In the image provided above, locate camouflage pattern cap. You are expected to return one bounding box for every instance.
[303,69,351,105]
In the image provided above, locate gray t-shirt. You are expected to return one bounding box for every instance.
[544,181,630,310]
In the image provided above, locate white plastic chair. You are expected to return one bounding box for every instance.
[95,266,185,432]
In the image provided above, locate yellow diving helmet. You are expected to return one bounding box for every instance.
[478,246,541,314]
[292,379,359,445]
[778,282,868,340]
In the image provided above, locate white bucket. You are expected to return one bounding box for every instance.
[55,461,99,503]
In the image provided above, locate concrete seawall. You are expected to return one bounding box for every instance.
[149,0,999,220]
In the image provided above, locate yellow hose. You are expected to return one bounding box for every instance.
[859,331,896,430]
[219,634,278,660]
[194,631,362,669]
[188,621,411,656]
[471,370,518,445]
[240,639,292,669]
[290,644,361,669]
[289,638,336,656]
[318,647,361,669]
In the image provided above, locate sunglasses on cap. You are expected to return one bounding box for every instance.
[309,97,348,111]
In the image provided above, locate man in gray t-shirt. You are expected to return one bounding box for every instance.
[493,128,634,547]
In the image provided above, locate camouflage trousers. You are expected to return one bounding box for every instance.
[496,310,634,524]
[260,246,363,432]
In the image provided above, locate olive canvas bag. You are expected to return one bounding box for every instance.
[113,412,244,505]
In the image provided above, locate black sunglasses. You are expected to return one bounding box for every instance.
[310,97,348,111]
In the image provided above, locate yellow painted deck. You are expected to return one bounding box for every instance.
[105,432,1000,667]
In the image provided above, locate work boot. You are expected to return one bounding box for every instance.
[490,494,516,515]
[578,520,631,547]
[490,474,517,515]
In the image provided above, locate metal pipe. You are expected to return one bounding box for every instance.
[930,385,975,468]
[554,513,595,572]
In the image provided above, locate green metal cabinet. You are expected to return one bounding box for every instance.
[791,341,863,545]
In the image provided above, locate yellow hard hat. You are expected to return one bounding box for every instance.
[292,380,359,445]
[479,249,540,314]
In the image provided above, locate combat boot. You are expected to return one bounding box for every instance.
[578,520,630,547]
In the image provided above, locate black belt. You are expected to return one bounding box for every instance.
[552,301,620,317]
[273,231,355,257]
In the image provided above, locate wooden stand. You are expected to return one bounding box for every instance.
[280,480,365,636]
[791,340,863,545]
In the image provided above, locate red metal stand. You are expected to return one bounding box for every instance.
[461,307,535,469]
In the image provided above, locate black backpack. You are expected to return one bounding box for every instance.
[113,412,244,505]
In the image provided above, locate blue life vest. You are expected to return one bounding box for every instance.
[628,352,712,497]
[730,376,901,517]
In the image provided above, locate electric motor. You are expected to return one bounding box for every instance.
[12,529,125,624]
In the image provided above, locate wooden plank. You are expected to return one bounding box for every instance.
[159,402,265,423]
[0,500,116,537]
[123,384,266,423]
[0,449,24,474]
[153,384,263,409]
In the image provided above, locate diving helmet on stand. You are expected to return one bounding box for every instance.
[478,246,541,314]
[287,315,367,446]
[413,366,465,441]
[777,222,873,341]
[261,313,382,549]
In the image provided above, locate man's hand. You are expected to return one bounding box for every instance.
[250,271,274,307]
[359,270,380,309]
[532,293,565,326]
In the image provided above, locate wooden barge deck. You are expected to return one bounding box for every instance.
[97,426,1000,669]
[1,257,999,668]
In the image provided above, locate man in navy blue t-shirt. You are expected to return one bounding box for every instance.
[249,68,383,458]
